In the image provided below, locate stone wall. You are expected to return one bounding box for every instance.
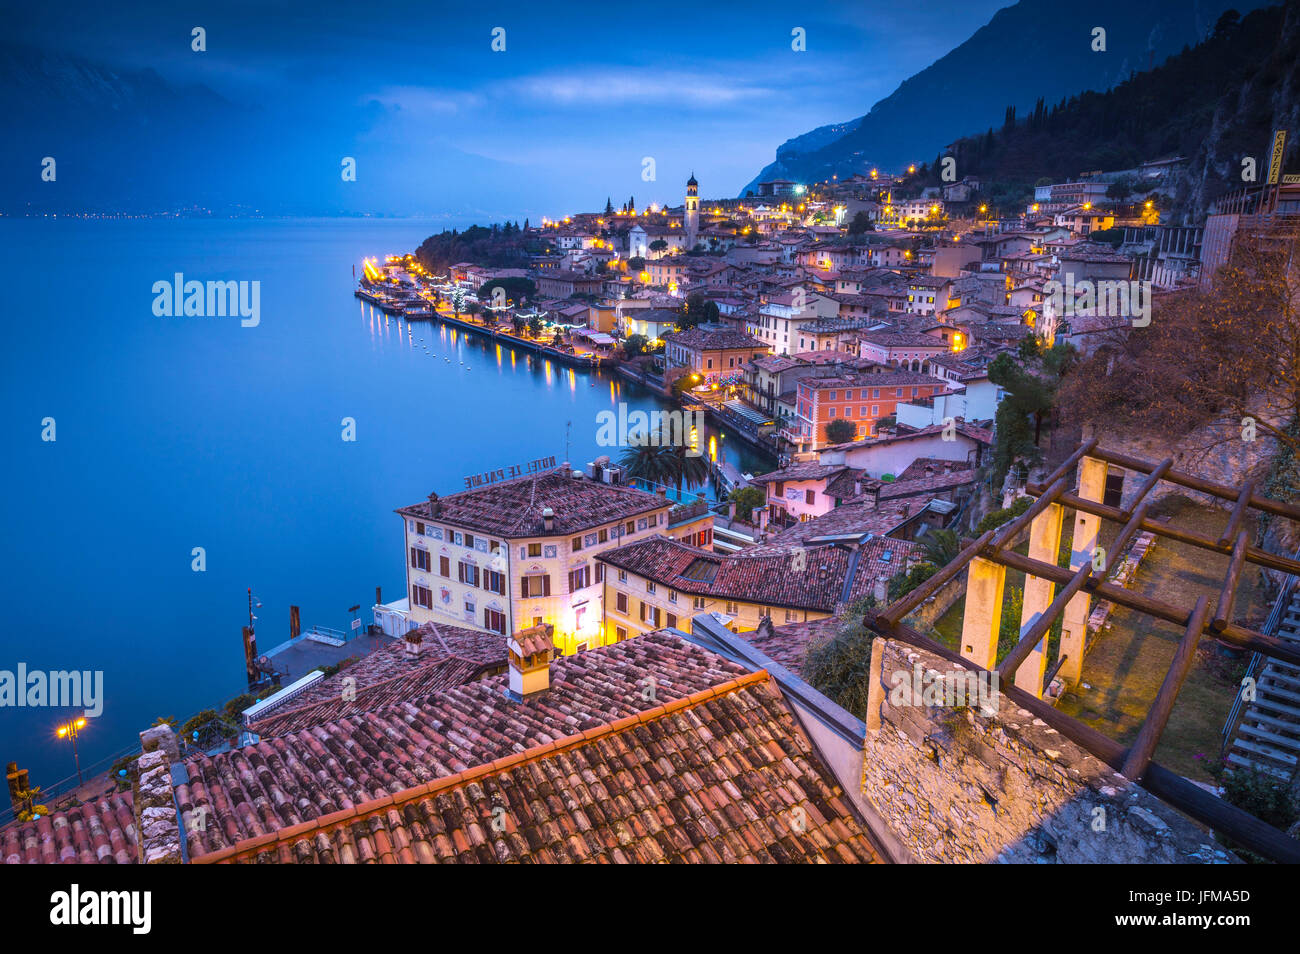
[861,638,1238,863]
[135,725,182,864]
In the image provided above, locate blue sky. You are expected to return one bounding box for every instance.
[10,0,1012,218]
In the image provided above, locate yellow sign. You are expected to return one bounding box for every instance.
[1283,174,1300,184]
[1267,130,1287,185]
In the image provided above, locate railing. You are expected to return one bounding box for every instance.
[0,739,143,828]
[1220,549,1300,755]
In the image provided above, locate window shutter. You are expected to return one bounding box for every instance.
[520,576,529,598]
[542,575,551,596]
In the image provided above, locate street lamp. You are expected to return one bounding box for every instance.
[56,716,88,785]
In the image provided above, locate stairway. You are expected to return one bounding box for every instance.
[1223,575,1300,781]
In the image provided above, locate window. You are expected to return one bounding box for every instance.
[774,481,784,497]
[464,533,475,549]
[484,608,506,635]
[805,490,815,505]
[615,626,627,642]
[646,581,656,594]
[598,528,608,543]
[693,596,706,610]
[828,391,837,400]
[568,566,591,592]
[410,547,430,572]
[483,569,505,595]
[438,555,451,578]
[411,585,432,610]
[595,563,604,583]
[785,609,797,623]
[896,388,904,397]
[666,613,677,629]
[726,602,739,615]
[871,405,879,416]
[520,573,551,597]
[669,590,678,604]
[618,569,628,583]
[415,521,425,535]
[616,592,628,614]
[572,536,582,551]
[527,543,542,557]
[626,521,635,535]
[457,561,480,587]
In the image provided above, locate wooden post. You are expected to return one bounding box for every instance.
[1015,502,1063,697]
[1061,456,1106,685]
[289,605,301,640]
[241,625,258,688]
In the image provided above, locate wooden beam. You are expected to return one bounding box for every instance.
[863,612,1300,864]
[988,547,1300,666]
[997,563,1091,682]
[1218,479,1256,548]
[988,474,1070,550]
[1120,596,1211,782]
[1054,491,1300,577]
[1212,531,1249,633]
[1102,499,1152,578]
[1089,446,1300,523]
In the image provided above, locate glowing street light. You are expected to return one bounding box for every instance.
[56,716,88,785]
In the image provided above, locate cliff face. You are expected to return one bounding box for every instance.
[742,0,1270,195]
[1181,3,1300,218]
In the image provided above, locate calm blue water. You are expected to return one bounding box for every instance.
[0,217,769,787]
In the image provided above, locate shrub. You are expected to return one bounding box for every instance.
[975,495,1032,534]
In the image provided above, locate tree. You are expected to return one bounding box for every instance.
[681,292,719,330]
[825,418,856,445]
[477,277,535,306]
[988,341,1076,484]
[848,211,874,235]
[527,315,543,339]
[1060,227,1300,458]
[919,528,961,568]
[649,239,668,253]
[729,485,766,518]
[1105,176,1135,201]
[801,597,878,719]
[624,333,648,358]
[449,287,465,320]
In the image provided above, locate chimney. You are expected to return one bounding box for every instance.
[427,492,441,518]
[404,628,425,656]
[542,506,555,532]
[506,624,555,701]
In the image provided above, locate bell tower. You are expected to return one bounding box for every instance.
[685,172,699,249]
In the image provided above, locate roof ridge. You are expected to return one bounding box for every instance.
[192,669,771,865]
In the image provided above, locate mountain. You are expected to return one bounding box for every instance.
[926,4,1299,220]
[741,0,1270,195]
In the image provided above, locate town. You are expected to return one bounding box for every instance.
[4,0,1300,890]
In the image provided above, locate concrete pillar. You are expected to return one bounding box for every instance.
[960,556,1007,671]
[1015,502,1064,697]
[1060,457,1107,686]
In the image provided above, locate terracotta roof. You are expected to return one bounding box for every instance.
[398,468,668,538]
[743,615,845,672]
[601,533,921,610]
[182,633,747,855]
[663,328,766,351]
[185,634,877,864]
[2,793,137,864]
[251,656,495,739]
[749,462,848,485]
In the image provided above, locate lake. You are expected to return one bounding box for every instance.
[0,217,771,786]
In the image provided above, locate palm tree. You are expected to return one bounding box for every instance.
[919,528,961,568]
[619,433,676,491]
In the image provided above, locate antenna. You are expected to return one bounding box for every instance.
[565,420,572,464]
